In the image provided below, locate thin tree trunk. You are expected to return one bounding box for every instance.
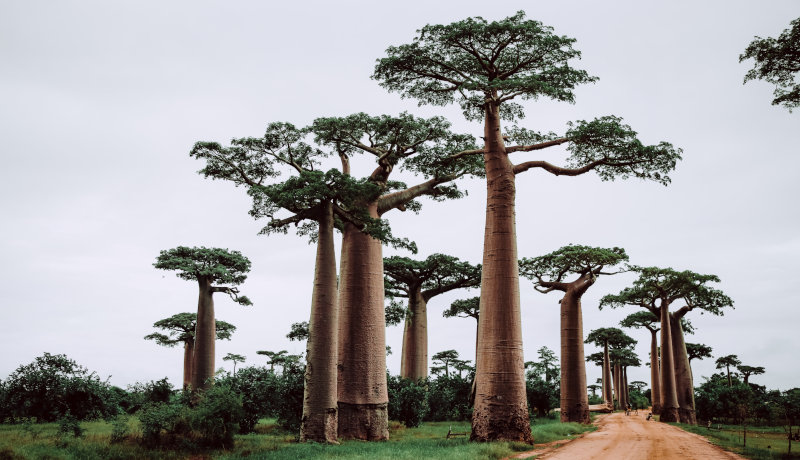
[614,364,622,410]
[183,339,194,390]
[623,366,629,409]
[337,203,389,441]
[659,302,680,422]
[649,330,661,414]
[400,288,427,380]
[603,342,613,411]
[559,290,589,423]
[471,99,532,444]
[301,202,339,443]
[192,277,215,391]
[670,314,696,424]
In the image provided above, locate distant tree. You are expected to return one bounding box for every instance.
[585,328,635,410]
[452,359,474,379]
[286,322,309,342]
[144,313,236,388]
[443,296,480,356]
[779,388,800,455]
[620,311,661,414]
[740,17,800,111]
[257,350,288,373]
[431,350,460,378]
[630,381,647,393]
[375,10,682,443]
[525,347,561,418]
[716,355,742,388]
[587,384,601,398]
[384,254,481,379]
[520,245,628,423]
[736,365,766,385]
[223,353,246,376]
[686,343,713,365]
[154,247,251,391]
[601,267,733,424]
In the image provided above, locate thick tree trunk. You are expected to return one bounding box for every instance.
[602,343,613,411]
[192,278,215,391]
[337,203,389,441]
[559,290,590,423]
[659,302,680,422]
[301,202,339,443]
[649,330,662,414]
[471,99,532,444]
[400,288,428,380]
[670,314,696,425]
[183,339,194,390]
[613,364,622,410]
[622,366,629,410]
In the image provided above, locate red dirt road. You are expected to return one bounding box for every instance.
[522,412,745,460]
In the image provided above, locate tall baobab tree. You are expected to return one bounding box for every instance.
[585,328,635,411]
[154,247,251,392]
[611,347,641,411]
[620,311,661,414]
[737,365,766,385]
[601,267,733,424]
[520,245,627,423]
[144,313,236,388]
[715,354,742,388]
[374,11,681,442]
[384,254,481,380]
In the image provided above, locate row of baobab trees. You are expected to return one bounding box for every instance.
[150,11,697,444]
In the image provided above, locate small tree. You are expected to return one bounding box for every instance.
[286,322,309,342]
[585,328,635,410]
[384,254,481,379]
[740,17,800,111]
[223,353,246,376]
[520,245,627,423]
[686,343,713,365]
[620,311,661,414]
[431,350,460,378]
[257,350,288,373]
[736,365,765,385]
[144,313,236,388]
[715,355,742,388]
[154,247,251,391]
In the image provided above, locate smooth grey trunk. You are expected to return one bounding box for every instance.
[659,302,680,422]
[400,288,428,380]
[191,277,215,391]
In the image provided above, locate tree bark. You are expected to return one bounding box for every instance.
[559,289,590,423]
[400,288,428,380]
[191,277,215,391]
[649,329,662,414]
[301,201,339,443]
[182,339,194,390]
[659,301,680,422]
[623,366,629,410]
[670,314,696,425]
[337,202,389,441]
[602,342,613,411]
[613,364,622,410]
[471,98,532,444]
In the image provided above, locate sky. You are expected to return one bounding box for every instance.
[1,1,798,394]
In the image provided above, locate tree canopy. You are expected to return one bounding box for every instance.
[740,17,800,111]
[384,253,481,300]
[443,296,480,322]
[144,312,236,347]
[154,246,252,292]
[686,343,713,363]
[585,327,636,349]
[519,245,627,293]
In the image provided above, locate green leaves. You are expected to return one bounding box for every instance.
[373,11,596,121]
[153,246,251,285]
[564,116,681,185]
[383,253,481,299]
[740,17,800,111]
[520,244,628,284]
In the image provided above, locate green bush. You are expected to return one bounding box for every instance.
[138,401,187,447]
[110,415,130,443]
[425,375,473,422]
[190,385,243,449]
[387,375,428,427]
[216,366,281,433]
[274,364,305,431]
[57,414,84,438]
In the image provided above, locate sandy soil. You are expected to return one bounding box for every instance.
[512,411,745,460]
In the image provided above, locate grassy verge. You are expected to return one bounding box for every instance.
[673,423,800,460]
[0,416,596,460]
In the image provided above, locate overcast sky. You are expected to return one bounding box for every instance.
[1,1,798,394]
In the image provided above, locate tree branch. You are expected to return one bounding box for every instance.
[506,138,569,153]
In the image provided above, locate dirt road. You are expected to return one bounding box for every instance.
[525,411,745,460]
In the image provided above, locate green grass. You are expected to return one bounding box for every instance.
[0,416,596,460]
[673,423,800,460]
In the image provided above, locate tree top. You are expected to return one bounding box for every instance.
[144,312,236,346]
[154,246,251,287]
[520,244,627,289]
[383,253,481,299]
[443,296,480,320]
[374,11,596,121]
[619,311,660,332]
[585,327,636,349]
[740,17,800,111]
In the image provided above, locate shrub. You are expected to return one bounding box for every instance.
[387,375,427,427]
[110,415,130,443]
[138,401,186,447]
[216,366,280,433]
[190,384,243,449]
[425,375,473,422]
[57,414,84,438]
[274,364,305,431]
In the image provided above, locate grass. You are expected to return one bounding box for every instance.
[673,423,800,460]
[0,416,596,459]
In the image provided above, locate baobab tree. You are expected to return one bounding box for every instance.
[374,11,681,442]
[716,354,742,388]
[443,296,480,356]
[740,17,800,111]
[257,350,288,373]
[611,347,641,411]
[737,364,766,385]
[620,311,661,414]
[431,350,461,378]
[520,245,628,423]
[223,353,246,376]
[587,384,601,398]
[287,322,309,342]
[686,343,713,384]
[144,313,236,388]
[154,247,251,392]
[384,254,481,380]
[585,328,635,410]
[601,267,733,424]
